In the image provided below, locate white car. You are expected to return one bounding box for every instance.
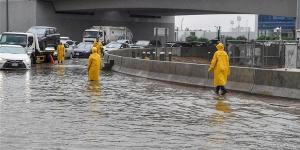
[0,45,31,69]
[104,42,130,52]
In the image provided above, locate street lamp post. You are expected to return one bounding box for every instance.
[274,27,282,40]
[6,0,9,31]
[215,26,221,41]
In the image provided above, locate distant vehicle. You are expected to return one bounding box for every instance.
[0,45,31,69]
[27,26,60,50]
[166,42,207,47]
[82,26,133,45]
[73,42,93,58]
[60,36,71,44]
[130,40,162,48]
[104,42,130,52]
[117,39,133,45]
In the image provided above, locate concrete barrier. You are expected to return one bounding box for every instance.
[106,49,300,100]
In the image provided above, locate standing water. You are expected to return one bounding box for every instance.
[0,59,299,149]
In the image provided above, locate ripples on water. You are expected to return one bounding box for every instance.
[0,59,299,150]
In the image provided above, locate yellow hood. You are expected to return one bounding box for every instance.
[216,43,224,51]
[92,47,97,53]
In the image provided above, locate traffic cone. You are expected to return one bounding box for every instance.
[49,54,55,64]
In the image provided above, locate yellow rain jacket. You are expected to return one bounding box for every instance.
[93,41,103,57]
[88,47,101,81]
[208,43,230,86]
[57,44,65,62]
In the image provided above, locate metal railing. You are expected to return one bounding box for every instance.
[226,40,299,68]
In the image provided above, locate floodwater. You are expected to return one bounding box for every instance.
[0,59,300,150]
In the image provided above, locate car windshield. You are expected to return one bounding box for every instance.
[76,42,93,50]
[106,43,122,48]
[0,34,27,47]
[28,28,46,36]
[83,31,103,38]
[0,46,26,54]
[135,41,150,46]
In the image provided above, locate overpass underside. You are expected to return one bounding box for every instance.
[0,0,299,41]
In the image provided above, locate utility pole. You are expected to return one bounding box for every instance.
[6,0,9,31]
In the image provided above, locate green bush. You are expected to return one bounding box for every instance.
[236,36,247,41]
[198,37,209,43]
[186,36,198,42]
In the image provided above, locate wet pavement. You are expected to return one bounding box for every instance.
[0,59,300,150]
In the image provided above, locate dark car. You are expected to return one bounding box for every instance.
[73,42,93,58]
[27,26,60,50]
[130,40,162,48]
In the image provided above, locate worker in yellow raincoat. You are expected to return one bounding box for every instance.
[88,47,101,81]
[57,42,65,64]
[208,43,230,95]
[93,38,103,57]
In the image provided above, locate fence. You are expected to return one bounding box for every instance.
[226,40,300,69]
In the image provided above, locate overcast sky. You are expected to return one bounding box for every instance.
[175,14,257,32]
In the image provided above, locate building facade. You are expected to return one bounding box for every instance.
[258,15,296,39]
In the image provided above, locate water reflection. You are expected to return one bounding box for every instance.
[207,99,233,148]
[57,65,65,76]
[88,81,102,117]
[24,71,31,103]
[0,72,3,103]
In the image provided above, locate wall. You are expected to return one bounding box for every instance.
[0,0,36,33]
[106,48,300,100]
[0,0,6,33]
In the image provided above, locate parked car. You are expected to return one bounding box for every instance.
[27,26,60,50]
[104,42,130,52]
[130,40,161,48]
[117,39,133,45]
[0,45,31,69]
[73,42,93,58]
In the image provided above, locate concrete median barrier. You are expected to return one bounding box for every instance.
[107,49,300,100]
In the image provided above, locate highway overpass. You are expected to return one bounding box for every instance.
[0,0,299,41]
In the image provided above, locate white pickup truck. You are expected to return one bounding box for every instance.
[0,32,55,63]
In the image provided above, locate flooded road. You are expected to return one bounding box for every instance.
[0,59,300,150]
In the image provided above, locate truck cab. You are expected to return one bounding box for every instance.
[0,32,36,55]
[83,26,133,45]
[83,28,105,43]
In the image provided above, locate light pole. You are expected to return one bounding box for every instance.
[6,0,9,31]
[215,26,221,41]
[274,27,282,40]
